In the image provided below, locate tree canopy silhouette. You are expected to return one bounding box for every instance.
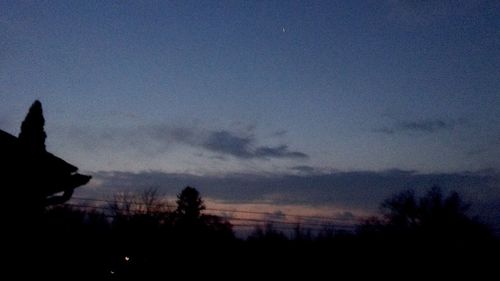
[360,186,491,243]
[173,186,234,241]
[176,186,205,221]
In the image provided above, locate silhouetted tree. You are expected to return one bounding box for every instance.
[248,223,288,242]
[293,224,313,241]
[175,186,205,221]
[359,186,491,243]
[109,188,172,237]
[18,100,46,152]
[140,187,171,215]
[381,189,419,232]
[173,186,234,241]
[109,192,136,218]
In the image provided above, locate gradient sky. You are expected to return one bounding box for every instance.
[1,1,499,227]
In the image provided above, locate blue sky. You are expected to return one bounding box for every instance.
[1,1,499,226]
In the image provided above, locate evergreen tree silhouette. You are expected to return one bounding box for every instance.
[19,100,46,152]
[176,186,205,221]
[173,186,234,240]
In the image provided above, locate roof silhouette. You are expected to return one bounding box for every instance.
[0,101,91,209]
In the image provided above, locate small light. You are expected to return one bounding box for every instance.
[110,270,115,275]
[124,256,130,262]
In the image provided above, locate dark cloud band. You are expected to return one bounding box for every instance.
[85,169,499,217]
[376,119,457,134]
[149,127,308,160]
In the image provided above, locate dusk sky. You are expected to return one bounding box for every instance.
[1,1,499,227]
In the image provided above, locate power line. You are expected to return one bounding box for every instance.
[228,217,354,229]
[55,197,500,236]
[229,223,343,232]
[204,207,358,223]
[64,203,109,210]
[63,202,356,231]
[67,197,359,229]
[69,196,361,224]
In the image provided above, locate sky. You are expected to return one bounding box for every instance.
[1,1,499,228]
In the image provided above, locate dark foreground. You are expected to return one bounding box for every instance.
[2,209,498,279]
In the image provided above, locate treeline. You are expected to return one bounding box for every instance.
[4,186,498,279]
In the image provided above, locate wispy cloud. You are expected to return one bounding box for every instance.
[254,144,308,159]
[290,165,320,174]
[143,126,308,160]
[376,119,458,135]
[202,130,253,158]
[65,124,308,160]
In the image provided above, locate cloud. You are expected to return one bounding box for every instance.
[162,129,309,160]
[82,169,500,218]
[376,119,457,135]
[290,165,319,174]
[76,168,500,233]
[254,145,308,159]
[202,131,253,158]
[61,124,308,161]
[148,127,308,160]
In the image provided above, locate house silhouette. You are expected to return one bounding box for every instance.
[0,101,91,211]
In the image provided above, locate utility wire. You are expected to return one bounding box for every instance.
[63,202,357,231]
[69,196,361,223]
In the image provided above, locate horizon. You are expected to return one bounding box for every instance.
[1,1,499,232]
